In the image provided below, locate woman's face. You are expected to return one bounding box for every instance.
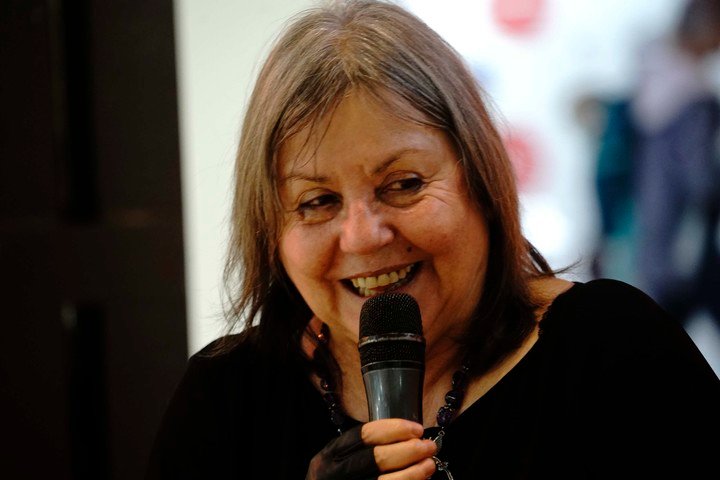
[277,91,489,351]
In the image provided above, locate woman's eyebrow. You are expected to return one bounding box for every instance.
[280,172,328,185]
[281,147,423,184]
[372,148,422,175]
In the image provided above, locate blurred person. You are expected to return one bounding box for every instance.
[146,1,720,478]
[630,0,720,327]
[575,93,638,284]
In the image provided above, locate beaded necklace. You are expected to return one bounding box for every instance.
[311,322,468,479]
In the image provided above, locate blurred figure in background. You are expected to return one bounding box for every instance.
[630,0,720,328]
[578,93,638,285]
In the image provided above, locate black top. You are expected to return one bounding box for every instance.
[145,279,720,479]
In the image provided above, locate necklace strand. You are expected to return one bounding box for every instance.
[311,322,467,478]
[312,323,346,434]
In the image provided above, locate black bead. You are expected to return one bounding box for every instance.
[451,370,467,389]
[445,388,463,408]
[437,405,455,428]
[318,323,330,344]
[320,378,332,391]
[311,351,325,369]
[330,408,344,426]
[323,392,338,409]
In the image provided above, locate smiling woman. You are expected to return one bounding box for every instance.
[145,1,720,479]
[277,91,490,374]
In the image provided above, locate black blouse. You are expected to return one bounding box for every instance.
[145,279,720,479]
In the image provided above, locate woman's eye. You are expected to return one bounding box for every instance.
[296,194,340,222]
[300,194,337,208]
[384,177,424,193]
[379,176,425,207]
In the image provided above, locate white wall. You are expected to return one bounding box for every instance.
[174,0,317,355]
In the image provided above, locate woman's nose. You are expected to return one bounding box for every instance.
[339,201,394,254]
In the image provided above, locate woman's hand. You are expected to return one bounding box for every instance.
[305,419,437,480]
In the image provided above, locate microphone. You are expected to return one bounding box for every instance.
[358,292,425,422]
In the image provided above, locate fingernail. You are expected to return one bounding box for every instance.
[413,423,424,436]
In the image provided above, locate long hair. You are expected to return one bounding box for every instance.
[220,0,553,372]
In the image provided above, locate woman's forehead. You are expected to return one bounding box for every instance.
[276,89,440,175]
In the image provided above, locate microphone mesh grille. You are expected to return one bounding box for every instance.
[358,293,424,366]
[359,292,422,337]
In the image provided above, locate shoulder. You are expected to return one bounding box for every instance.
[185,330,261,380]
[157,327,305,425]
[145,332,260,477]
[545,278,665,320]
[531,279,720,473]
[182,327,303,393]
[541,278,715,376]
[542,278,672,338]
[530,276,574,321]
[155,330,265,427]
[537,278,678,364]
[146,329,314,477]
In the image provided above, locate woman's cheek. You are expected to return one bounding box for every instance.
[280,224,333,281]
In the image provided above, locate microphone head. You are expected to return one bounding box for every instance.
[359,292,422,337]
[358,292,425,370]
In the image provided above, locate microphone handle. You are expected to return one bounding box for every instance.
[362,365,424,422]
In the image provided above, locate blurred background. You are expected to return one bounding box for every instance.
[2,0,718,478]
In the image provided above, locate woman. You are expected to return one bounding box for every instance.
[146,1,720,478]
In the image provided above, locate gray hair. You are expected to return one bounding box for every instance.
[222,0,551,369]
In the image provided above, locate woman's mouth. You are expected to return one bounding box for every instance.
[345,263,419,297]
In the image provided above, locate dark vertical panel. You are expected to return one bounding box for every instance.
[0,235,72,478]
[0,1,189,479]
[61,0,99,223]
[0,0,57,221]
[0,1,73,478]
[90,0,183,216]
[84,1,188,478]
[67,304,109,479]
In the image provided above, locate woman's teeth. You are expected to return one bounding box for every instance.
[350,264,415,297]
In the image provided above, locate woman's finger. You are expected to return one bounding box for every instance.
[378,457,437,480]
[360,419,424,445]
[373,438,437,472]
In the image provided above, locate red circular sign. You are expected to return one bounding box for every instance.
[492,0,545,36]
[503,130,538,191]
